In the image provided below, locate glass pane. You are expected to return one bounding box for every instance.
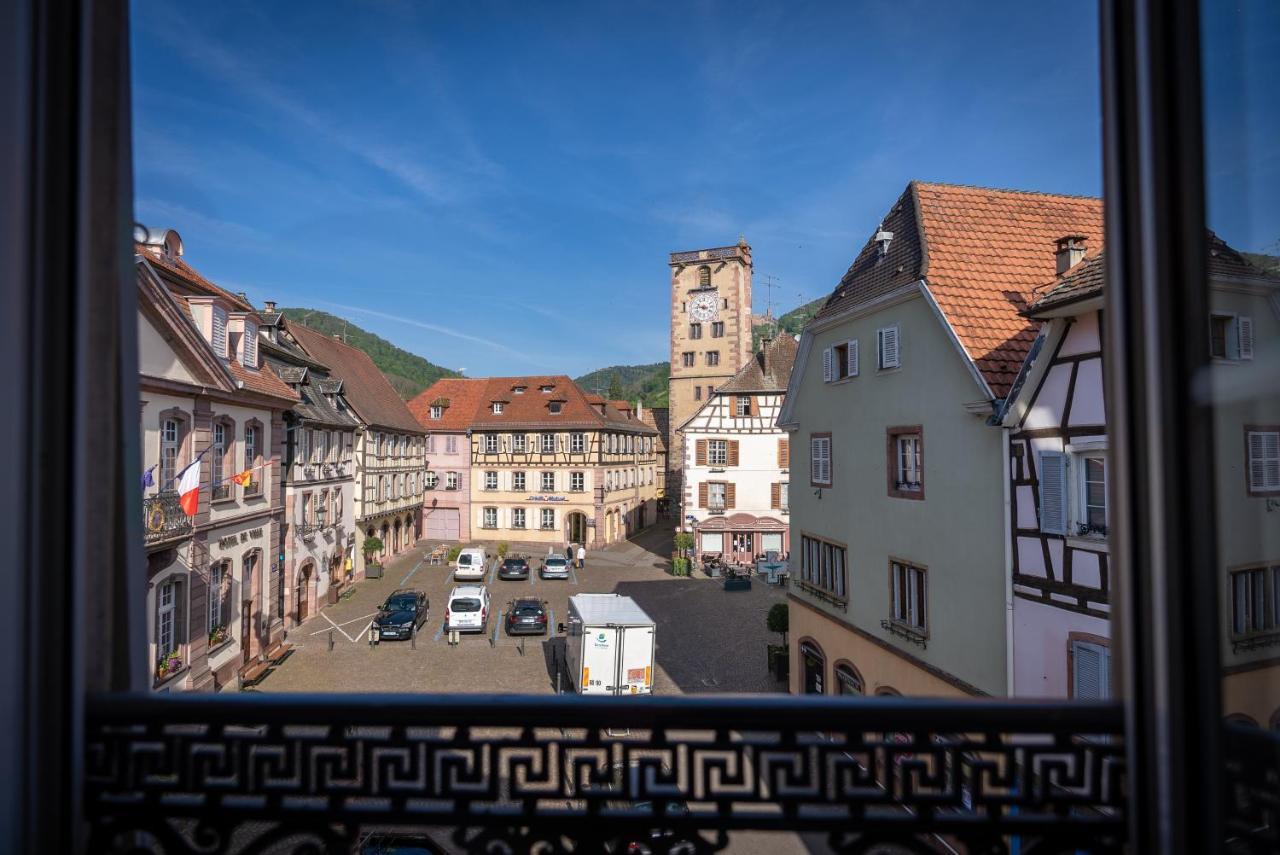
[1202,0,1280,736]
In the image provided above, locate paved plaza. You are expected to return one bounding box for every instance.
[253,524,789,696]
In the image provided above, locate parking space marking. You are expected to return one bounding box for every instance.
[399,557,426,587]
[487,560,497,586]
[433,619,445,643]
[320,611,378,643]
[569,566,580,586]
[549,608,556,637]
[492,610,504,645]
[308,611,378,637]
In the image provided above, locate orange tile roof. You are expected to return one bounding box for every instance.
[816,182,1104,398]
[436,376,658,434]
[407,378,490,432]
[227,356,300,402]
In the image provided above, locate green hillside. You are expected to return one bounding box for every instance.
[574,362,669,408]
[279,308,460,399]
[1242,252,1280,277]
[753,296,825,350]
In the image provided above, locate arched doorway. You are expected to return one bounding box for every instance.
[296,561,313,623]
[240,550,261,666]
[381,523,390,558]
[800,640,826,695]
[834,661,864,695]
[566,512,588,546]
[393,520,402,554]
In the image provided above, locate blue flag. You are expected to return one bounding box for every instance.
[142,464,156,490]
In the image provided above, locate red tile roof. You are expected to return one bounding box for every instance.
[441,376,658,433]
[226,355,299,402]
[816,182,1104,398]
[407,378,490,432]
[288,323,424,433]
[135,244,255,312]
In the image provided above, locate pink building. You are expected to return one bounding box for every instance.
[409,378,487,542]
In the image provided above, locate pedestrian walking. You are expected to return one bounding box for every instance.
[576,544,586,570]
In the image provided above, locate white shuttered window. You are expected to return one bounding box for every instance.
[1247,430,1280,492]
[1071,641,1111,699]
[211,306,228,357]
[810,435,832,486]
[822,347,833,382]
[877,325,900,369]
[1038,451,1069,535]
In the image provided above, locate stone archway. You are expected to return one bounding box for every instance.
[393,520,402,554]
[295,560,314,623]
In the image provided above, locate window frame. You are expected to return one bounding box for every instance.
[482,507,498,529]
[540,507,556,531]
[798,533,847,603]
[876,324,900,370]
[809,433,832,487]
[889,558,928,636]
[886,426,924,499]
[1244,426,1280,496]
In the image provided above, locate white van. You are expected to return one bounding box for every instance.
[454,546,488,581]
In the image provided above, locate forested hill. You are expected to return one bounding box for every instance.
[279,308,460,400]
[574,363,669,408]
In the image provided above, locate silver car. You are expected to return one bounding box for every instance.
[540,555,571,580]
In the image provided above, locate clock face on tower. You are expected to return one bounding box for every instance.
[689,292,720,323]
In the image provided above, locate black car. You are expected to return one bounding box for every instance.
[504,598,548,636]
[497,556,530,581]
[373,589,428,641]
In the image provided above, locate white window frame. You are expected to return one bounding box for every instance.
[780,481,789,511]
[570,432,585,453]
[429,405,442,420]
[512,507,526,529]
[512,433,526,453]
[208,562,226,633]
[482,507,498,529]
[890,560,927,633]
[157,578,177,656]
[492,402,504,414]
[541,433,556,453]
[425,470,438,489]
[571,471,584,492]
[895,434,922,491]
[708,439,728,467]
[541,471,555,492]
[549,401,563,415]
[707,481,726,511]
[1208,311,1254,361]
[540,508,556,531]
[484,434,498,454]
[160,418,179,486]
[736,396,751,417]
[484,471,498,491]
[513,471,526,491]
[446,471,459,490]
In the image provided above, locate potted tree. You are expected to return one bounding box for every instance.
[362,535,384,579]
[766,603,789,681]
[497,542,510,561]
[672,532,695,577]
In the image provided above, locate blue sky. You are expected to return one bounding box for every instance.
[131,1,1275,378]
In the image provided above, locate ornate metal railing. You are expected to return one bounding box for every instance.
[1224,722,1280,854]
[142,490,192,548]
[85,694,1127,854]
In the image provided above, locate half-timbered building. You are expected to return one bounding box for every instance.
[681,334,797,564]
[1000,247,1112,700]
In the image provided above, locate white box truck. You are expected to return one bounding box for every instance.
[564,594,656,695]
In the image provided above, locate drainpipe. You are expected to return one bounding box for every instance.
[1002,428,1016,697]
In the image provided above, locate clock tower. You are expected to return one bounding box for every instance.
[666,238,753,499]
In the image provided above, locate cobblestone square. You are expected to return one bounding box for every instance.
[253,525,789,696]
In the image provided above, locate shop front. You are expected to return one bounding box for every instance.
[693,513,788,567]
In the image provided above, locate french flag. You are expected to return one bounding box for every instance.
[176,459,202,517]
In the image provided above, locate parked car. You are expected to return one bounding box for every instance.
[497,556,530,581]
[540,554,571,580]
[454,546,488,581]
[444,585,490,633]
[504,597,548,636]
[372,589,429,641]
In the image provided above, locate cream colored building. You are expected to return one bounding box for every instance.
[136,229,298,692]
[462,377,659,548]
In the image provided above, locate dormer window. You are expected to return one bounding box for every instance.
[540,385,554,394]
[549,401,563,415]
[243,321,258,367]
[211,305,228,357]
[492,402,504,415]
[513,386,526,394]
[429,405,443,420]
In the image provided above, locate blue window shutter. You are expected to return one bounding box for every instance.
[1039,451,1069,535]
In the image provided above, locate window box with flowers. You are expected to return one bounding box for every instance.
[155,649,184,683]
[208,624,229,649]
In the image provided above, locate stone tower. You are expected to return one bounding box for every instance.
[666,239,753,502]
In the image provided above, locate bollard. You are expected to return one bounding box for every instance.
[328,630,334,652]
[411,624,416,649]
[518,637,525,657]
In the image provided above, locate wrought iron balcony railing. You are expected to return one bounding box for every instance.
[142,490,192,548]
[85,694,1131,854]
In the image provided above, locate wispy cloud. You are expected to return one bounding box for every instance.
[135,197,267,247]
[141,6,457,207]
[317,300,557,369]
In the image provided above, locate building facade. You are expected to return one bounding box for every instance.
[408,378,487,543]
[454,377,659,548]
[258,309,360,626]
[777,182,1104,699]
[681,334,797,563]
[137,229,298,692]
[667,241,754,502]
[999,253,1112,700]
[287,324,427,577]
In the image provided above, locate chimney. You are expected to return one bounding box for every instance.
[333,334,343,341]
[264,300,276,313]
[1055,235,1087,275]
[236,291,249,303]
[874,224,894,257]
